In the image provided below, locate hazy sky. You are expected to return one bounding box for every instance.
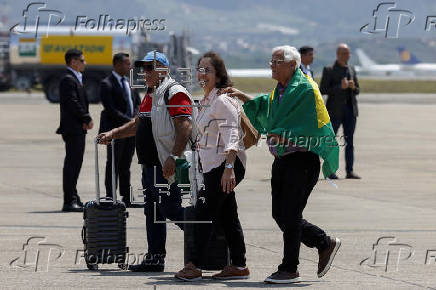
[4,0,436,40]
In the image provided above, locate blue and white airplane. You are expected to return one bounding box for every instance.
[355,47,436,77]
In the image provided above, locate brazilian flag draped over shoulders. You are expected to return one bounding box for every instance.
[242,68,339,178]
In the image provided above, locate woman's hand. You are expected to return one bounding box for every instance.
[221,168,236,193]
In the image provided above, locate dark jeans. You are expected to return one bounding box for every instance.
[331,104,357,173]
[62,134,85,204]
[271,152,330,273]
[141,163,184,260]
[192,157,247,268]
[105,137,135,199]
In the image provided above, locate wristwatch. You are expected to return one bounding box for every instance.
[169,154,179,161]
[225,163,234,169]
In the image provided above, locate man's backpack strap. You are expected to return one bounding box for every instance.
[163,82,180,106]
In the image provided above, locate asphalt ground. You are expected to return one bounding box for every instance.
[0,92,435,289]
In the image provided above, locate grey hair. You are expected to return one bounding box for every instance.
[272,45,301,70]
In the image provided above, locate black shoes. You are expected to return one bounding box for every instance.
[346,172,361,179]
[264,271,301,284]
[128,262,164,272]
[328,173,339,179]
[122,198,143,208]
[128,253,165,272]
[75,196,84,207]
[62,201,83,212]
[329,172,361,179]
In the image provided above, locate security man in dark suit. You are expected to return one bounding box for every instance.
[57,49,94,212]
[299,46,314,78]
[99,53,141,207]
[320,43,361,179]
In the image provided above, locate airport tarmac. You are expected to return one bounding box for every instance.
[0,92,436,289]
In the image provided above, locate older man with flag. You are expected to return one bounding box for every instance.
[223,45,341,284]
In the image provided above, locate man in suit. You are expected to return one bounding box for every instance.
[320,43,361,179]
[57,49,94,212]
[299,46,314,78]
[99,53,141,207]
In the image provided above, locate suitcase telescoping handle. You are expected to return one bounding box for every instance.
[94,138,117,205]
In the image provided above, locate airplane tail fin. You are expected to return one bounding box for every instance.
[355,48,377,67]
[397,47,421,64]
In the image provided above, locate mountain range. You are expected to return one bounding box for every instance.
[3,0,436,69]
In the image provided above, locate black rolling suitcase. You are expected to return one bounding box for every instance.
[182,142,230,270]
[82,139,129,270]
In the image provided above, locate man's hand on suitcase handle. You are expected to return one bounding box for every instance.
[96,130,115,145]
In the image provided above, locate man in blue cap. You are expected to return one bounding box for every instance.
[98,51,195,271]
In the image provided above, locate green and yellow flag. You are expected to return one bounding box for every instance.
[242,68,339,178]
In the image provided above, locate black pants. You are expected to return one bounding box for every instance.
[331,104,356,173]
[105,137,135,199]
[271,152,330,273]
[142,164,184,259]
[192,157,247,268]
[62,134,85,204]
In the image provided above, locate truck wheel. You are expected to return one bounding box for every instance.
[44,78,60,103]
[85,78,100,103]
[15,76,32,91]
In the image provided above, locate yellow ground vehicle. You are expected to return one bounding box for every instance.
[8,27,190,102]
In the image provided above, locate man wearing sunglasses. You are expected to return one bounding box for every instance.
[57,48,93,212]
[98,51,193,272]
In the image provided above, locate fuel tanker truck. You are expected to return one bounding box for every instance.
[7,26,192,102]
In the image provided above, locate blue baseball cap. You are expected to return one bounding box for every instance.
[134,51,170,68]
